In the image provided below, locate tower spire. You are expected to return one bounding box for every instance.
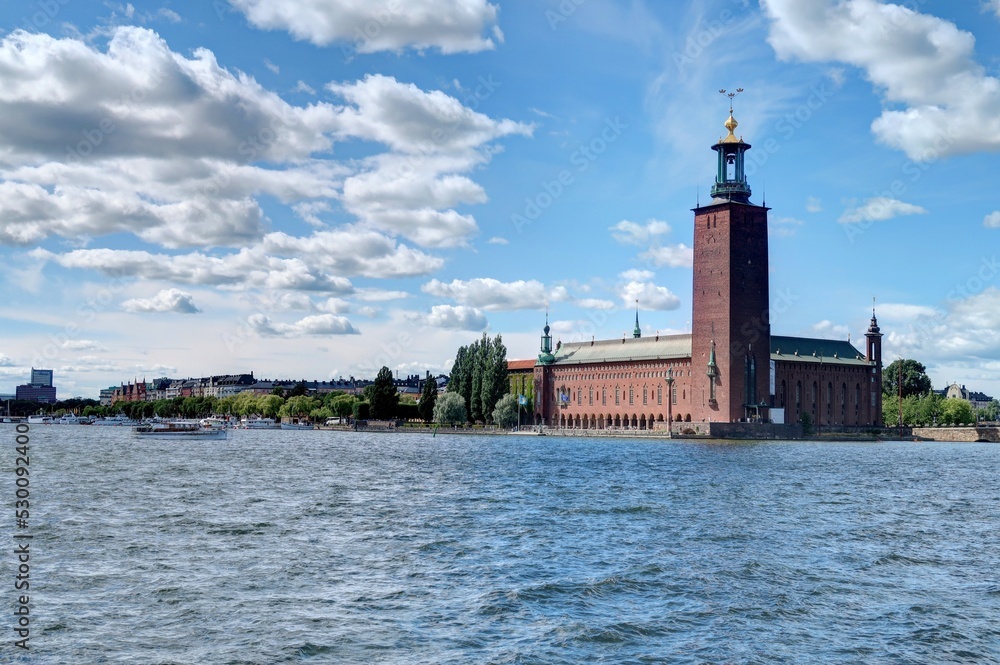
[633,299,642,338]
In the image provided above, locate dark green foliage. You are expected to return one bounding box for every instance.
[395,402,419,421]
[288,381,309,397]
[800,411,813,436]
[447,333,509,424]
[418,375,437,423]
[353,401,370,420]
[368,366,398,420]
[882,359,932,399]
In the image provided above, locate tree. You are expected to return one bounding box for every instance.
[368,366,399,420]
[492,393,519,428]
[288,381,309,397]
[941,398,974,425]
[481,334,508,424]
[434,392,467,425]
[280,396,317,419]
[799,411,813,436]
[449,345,471,419]
[258,395,284,418]
[271,385,286,397]
[418,374,437,423]
[353,401,370,420]
[882,359,932,399]
[329,395,357,419]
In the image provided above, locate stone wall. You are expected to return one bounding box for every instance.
[916,426,1000,443]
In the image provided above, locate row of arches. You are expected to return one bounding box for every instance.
[537,412,694,429]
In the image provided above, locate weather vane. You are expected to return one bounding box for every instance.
[719,87,744,112]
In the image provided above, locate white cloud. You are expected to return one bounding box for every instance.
[620,281,681,311]
[355,289,409,302]
[810,320,850,340]
[293,80,316,95]
[0,353,16,367]
[248,313,359,337]
[762,0,1000,160]
[838,197,927,224]
[576,298,616,310]
[984,211,1000,228]
[610,219,671,245]
[487,236,509,245]
[619,269,654,282]
[878,303,939,320]
[122,288,202,314]
[230,0,501,53]
[263,58,279,74]
[62,340,108,351]
[638,244,693,268]
[768,216,804,238]
[419,305,489,331]
[806,196,822,213]
[422,278,568,311]
[991,0,1000,19]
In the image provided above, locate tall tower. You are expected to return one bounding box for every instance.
[865,307,883,426]
[691,93,771,422]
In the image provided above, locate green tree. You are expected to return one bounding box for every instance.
[368,366,399,420]
[271,385,286,397]
[258,395,284,418]
[434,392,467,425]
[982,399,1000,422]
[353,401,370,420]
[280,396,317,418]
[449,345,471,419]
[418,374,437,423]
[799,411,813,436]
[882,359,932,399]
[330,395,357,419]
[492,393,519,428]
[288,381,309,397]
[941,398,974,425]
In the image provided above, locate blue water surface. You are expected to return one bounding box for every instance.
[3,426,999,663]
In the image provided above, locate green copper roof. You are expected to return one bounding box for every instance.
[770,335,869,366]
[550,334,692,366]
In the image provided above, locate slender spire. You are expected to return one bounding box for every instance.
[633,299,641,338]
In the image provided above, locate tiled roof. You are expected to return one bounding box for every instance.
[507,359,537,371]
[551,334,692,366]
[770,335,869,366]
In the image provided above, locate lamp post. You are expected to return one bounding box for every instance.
[665,367,675,438]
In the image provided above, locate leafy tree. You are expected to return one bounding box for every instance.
[491,393,519,428]
[941,398,974,425]
[395,402,419,421]
[418,374,437,423]
[280,396,317,418]
[982,399,1000,422]
[258,395,284,418]
[434,392,467,425]
[882,359,932,399]
[449,345,471,419]
[288,381,309,397]
[271,385,287,397]
[330,395,357,419]
[310,407,334,421]
[368,366,399,419]
[481,334,508,424]
[353,401,370,420]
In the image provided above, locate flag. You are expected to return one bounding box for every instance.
[518,395,528,406]
[560,393,569,403]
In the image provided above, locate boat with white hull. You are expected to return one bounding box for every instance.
[133,421,227,439]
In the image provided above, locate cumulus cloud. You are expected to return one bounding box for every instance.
[248,313,359,337]
[487,237,509,245]
[810,320,850,340]
[620,281,681,311]
[122,288,201,313]
[62,340,108,351]
[576,298,616,310]
[806,196,822,213]
[761,0,1000,160]
[411,305,489,331]
[984,211,1000,228]
[619,269,654,282]
[230,0,501,53]
[422,278,568,311]
[639,244,693,268]
[838,197,927,224]
[768,216,804,238]
[610,219,671,245]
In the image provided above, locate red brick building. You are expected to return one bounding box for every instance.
[523,106,883,431]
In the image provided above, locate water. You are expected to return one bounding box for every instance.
[3,426,999,663]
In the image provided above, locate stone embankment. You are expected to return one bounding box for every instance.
[914,426,1000,443]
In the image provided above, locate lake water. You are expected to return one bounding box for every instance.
[3,425,999,663]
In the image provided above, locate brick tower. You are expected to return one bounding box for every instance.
[691,96,771,422]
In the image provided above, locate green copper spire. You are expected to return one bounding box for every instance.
[538,308,555,365]
[706,339,718,378]
[633,300,641,338]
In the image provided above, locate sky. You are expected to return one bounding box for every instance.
[1,0,999,400]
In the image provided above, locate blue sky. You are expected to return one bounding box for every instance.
[1,0,999,399]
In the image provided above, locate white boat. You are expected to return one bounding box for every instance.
[200,417,232,430]
[280,419,314,430]
[133,421,227,439]
[56,414,87,425]
[27,416,53,425]
[240,417,280,430]
[93,414,136,426]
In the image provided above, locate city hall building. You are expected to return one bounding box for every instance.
[524,107,884,431]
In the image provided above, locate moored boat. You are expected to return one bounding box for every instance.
[280,418,314,430]
[27,415,53,425]
[93,414,136,426]
[133,420,227,439]
[240,417,280,430]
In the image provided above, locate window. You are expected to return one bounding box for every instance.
[629,387,634,405]
[589,387,593,406]
[615,388,620,406]
[672,386,677,405]
[657,386,662,405]
[643,387,647,405]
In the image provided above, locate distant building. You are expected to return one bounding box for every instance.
[16,368,58,403]
[30,368,54,387]
[941,383,994,412]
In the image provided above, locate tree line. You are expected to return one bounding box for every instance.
[881,359,999,426]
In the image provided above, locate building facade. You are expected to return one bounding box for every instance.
[525,107,883,430]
